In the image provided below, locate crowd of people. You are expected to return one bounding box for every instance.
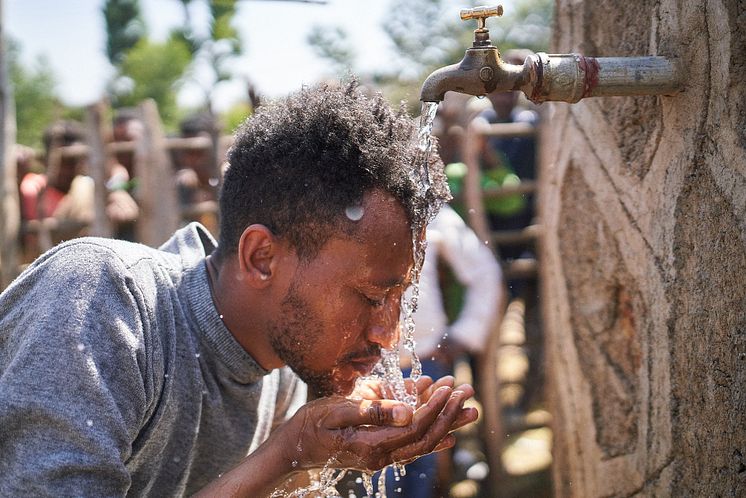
[1,69,540,496]
[12,109,223,263]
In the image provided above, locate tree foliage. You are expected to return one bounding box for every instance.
[306,25,356,77]
[7,39,62,150]
[102,0,146,65]
[116,36,192,125]
[381,0,467,80]
[173,0,243,113]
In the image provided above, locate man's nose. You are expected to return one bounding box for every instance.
[365,323,400,350]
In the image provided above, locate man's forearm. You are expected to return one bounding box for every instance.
[193,430,298,498]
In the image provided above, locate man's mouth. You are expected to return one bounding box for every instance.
[346,357,379,376]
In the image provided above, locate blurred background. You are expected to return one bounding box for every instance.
[6,0,551,141]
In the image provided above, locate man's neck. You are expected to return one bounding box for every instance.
[205,255,283,371]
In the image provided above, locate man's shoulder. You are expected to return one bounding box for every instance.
[39,237,176,278]
[9,237,182,309]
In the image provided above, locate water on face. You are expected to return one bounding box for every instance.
[278,102,441,498]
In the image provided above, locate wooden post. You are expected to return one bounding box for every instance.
[135,99,179,247]
[0,0,20,288]
[85,102,113,238]
[461,120,492,249]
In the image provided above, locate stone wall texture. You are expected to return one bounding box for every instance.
[539,1,746,496]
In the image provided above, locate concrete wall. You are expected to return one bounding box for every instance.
[539,1,745,495]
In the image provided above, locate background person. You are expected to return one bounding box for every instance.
[378,202,505,497]
[173,112,222,234]
[106,109,142,241]
[18,120,94,260]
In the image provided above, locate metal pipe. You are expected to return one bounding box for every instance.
[522,53,684,104]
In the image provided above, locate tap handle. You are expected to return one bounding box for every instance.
[460,5,504,31]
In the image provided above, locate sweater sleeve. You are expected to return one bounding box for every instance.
[0,242,153,497]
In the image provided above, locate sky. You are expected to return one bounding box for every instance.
[5,0,397,112]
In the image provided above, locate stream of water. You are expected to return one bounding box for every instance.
[276,102,441,498]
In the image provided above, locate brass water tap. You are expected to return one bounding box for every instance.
[419,5,525,102]
[420,5,684,103]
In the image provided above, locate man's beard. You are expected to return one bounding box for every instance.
[268,282,339,397]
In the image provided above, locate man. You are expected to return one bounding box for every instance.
[0,82,478,496]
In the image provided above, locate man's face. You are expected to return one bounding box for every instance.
[50,156,82,193]
[178,132,213,184]
[267,190,415,397]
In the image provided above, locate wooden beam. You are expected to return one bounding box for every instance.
[0,0,20,288]
[85,102,113,238]
[135,100,179,247]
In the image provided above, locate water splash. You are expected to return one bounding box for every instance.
[271,459,348,498]
[345,205,365,221]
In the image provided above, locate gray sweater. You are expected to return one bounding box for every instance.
[0,223,306,497]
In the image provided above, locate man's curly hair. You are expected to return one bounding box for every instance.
[216,80,450,261]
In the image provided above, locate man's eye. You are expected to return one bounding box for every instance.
[360,292,385,307]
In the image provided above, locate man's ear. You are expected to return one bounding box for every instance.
[237,224,283,288]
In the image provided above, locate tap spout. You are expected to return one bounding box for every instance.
[420,47,527,102]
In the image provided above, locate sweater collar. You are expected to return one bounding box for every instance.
[171,223,269,384]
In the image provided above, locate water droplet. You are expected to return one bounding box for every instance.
[208,177,219,187]
[345,205,364,221]
[484,240,490,245]
[86,419,93,427]
[219,314,224,320]
[195,353,200,358]
[164,374,169,378]
[77,343,85,351]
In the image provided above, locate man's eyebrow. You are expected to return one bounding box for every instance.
[369,276,407,290]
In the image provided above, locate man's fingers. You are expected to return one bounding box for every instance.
[450,406,479,432]
[367,386,454,451]
[431,433,457,453]
[324,399,414,428]
[350,379,386,400]
[420,376,455,404]
[389,388,468,462]
[404,375,433,396]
